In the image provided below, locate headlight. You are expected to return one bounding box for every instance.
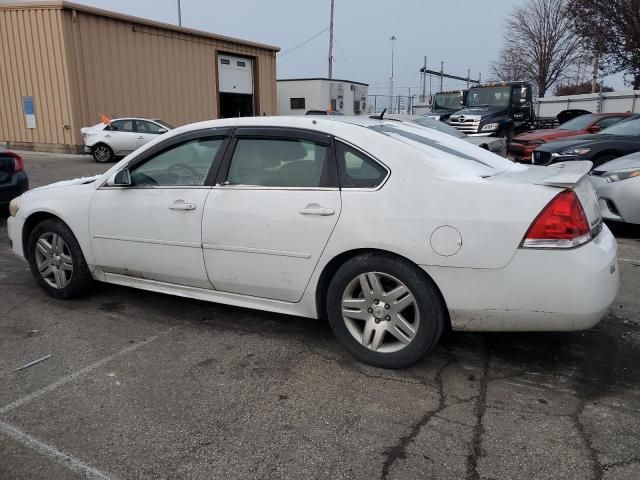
[9,196,21,217]
[602,168,640,183]
[427,115,441,121]
[481,123,500,132]
[554,148,591,157]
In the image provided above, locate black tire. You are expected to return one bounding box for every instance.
[92,143,114,163]
[326,253,445,369]
[27,218,94,299]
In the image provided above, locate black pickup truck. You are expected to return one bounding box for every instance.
[424,90,468,122]
[448,82,536,142]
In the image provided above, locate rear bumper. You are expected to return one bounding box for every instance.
[0,171,29,203]
[423,225,619,332]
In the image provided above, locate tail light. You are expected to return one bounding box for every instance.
[2,151,23,173]
[521,190,591,249]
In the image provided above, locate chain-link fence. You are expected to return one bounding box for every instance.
[367,95,430,115]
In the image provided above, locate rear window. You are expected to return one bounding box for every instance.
[367,123,511,172]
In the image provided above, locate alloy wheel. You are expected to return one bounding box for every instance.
[34,232,73,289]
[94,146,110,162]
[341,272,420,353]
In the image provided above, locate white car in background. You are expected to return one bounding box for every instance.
[81,118,175,163]
[590,152,640,224]
[7,116,619,368]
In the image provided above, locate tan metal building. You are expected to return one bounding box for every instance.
[0,1,279,153]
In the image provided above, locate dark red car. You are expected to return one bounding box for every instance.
[508,113,632,162]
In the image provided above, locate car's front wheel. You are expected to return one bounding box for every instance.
[92,143,114,163]
[27,219,93,299]
[326,253,445,368]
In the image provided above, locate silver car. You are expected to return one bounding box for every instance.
[590,152,640,224]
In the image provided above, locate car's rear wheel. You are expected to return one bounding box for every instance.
[326,253,445,368]
[92,143,114,163]
[27,219,93,299]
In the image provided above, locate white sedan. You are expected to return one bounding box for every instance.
[81,117,175,163]
[7,116,619,368]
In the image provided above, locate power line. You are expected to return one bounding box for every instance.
[333,37,356,79]
[278,27,329,57]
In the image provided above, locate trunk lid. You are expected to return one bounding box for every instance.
[492,161,602,233]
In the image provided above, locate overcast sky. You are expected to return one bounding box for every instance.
[75,0,624,93]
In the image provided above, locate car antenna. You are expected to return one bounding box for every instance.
[370,108,387,120]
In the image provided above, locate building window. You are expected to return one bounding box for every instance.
[290,98,306,110]
[220,59,230,65]
[237,61,246,67]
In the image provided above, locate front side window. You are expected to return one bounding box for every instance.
[226,138,329,187]
[107,120,134,132]
[336,141,387,189]
[130,138,223,186]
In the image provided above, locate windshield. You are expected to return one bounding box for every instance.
[598,117,640,136]
[433,92,462,110]
[467,86,511,107]
[558,114,597,131]
[412,116,467,139]
[154,120,176,129]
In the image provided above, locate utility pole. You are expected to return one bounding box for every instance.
[440,61,444,92]
[591,53,599,94]
[467,68,471,89]
[421,56,427,102]
[328,0,334,79]
[177,0,182,26]
[389,35,396,113]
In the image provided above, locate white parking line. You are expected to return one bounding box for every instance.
[0,420,114,480]
[0,327,175,415]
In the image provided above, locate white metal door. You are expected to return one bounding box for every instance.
[89,188,212,288]
[201,187,341,302]
[218,55,253,94]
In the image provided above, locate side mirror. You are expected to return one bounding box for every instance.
[588,125,601,133]
[157,128,168,134]
[107,168,132,186]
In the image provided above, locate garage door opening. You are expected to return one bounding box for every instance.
[218,54,254,118]
[220,93,254,118]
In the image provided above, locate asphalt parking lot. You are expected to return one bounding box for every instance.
[1,151,639,480]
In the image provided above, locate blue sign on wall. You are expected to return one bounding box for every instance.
[23,96,35,115]
[23,96,36,129]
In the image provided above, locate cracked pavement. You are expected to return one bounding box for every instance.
[1,152,639,480]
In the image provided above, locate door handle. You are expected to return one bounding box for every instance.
[169,200,196,211]
[137,136,144,139]
[299,204,335,216]
[104,134,111,138]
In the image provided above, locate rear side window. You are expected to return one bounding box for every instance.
[227,138,329,187]
[336,141,387,188]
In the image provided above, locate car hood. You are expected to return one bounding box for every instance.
[29,175,101,192]
[450,105,505,118]
[513,129,582,143]
[533,134,616,152]
[593,152,640,172]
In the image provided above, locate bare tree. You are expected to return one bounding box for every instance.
[498,0,583,96]
[568,0,640,89]
[490,47,531,82]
